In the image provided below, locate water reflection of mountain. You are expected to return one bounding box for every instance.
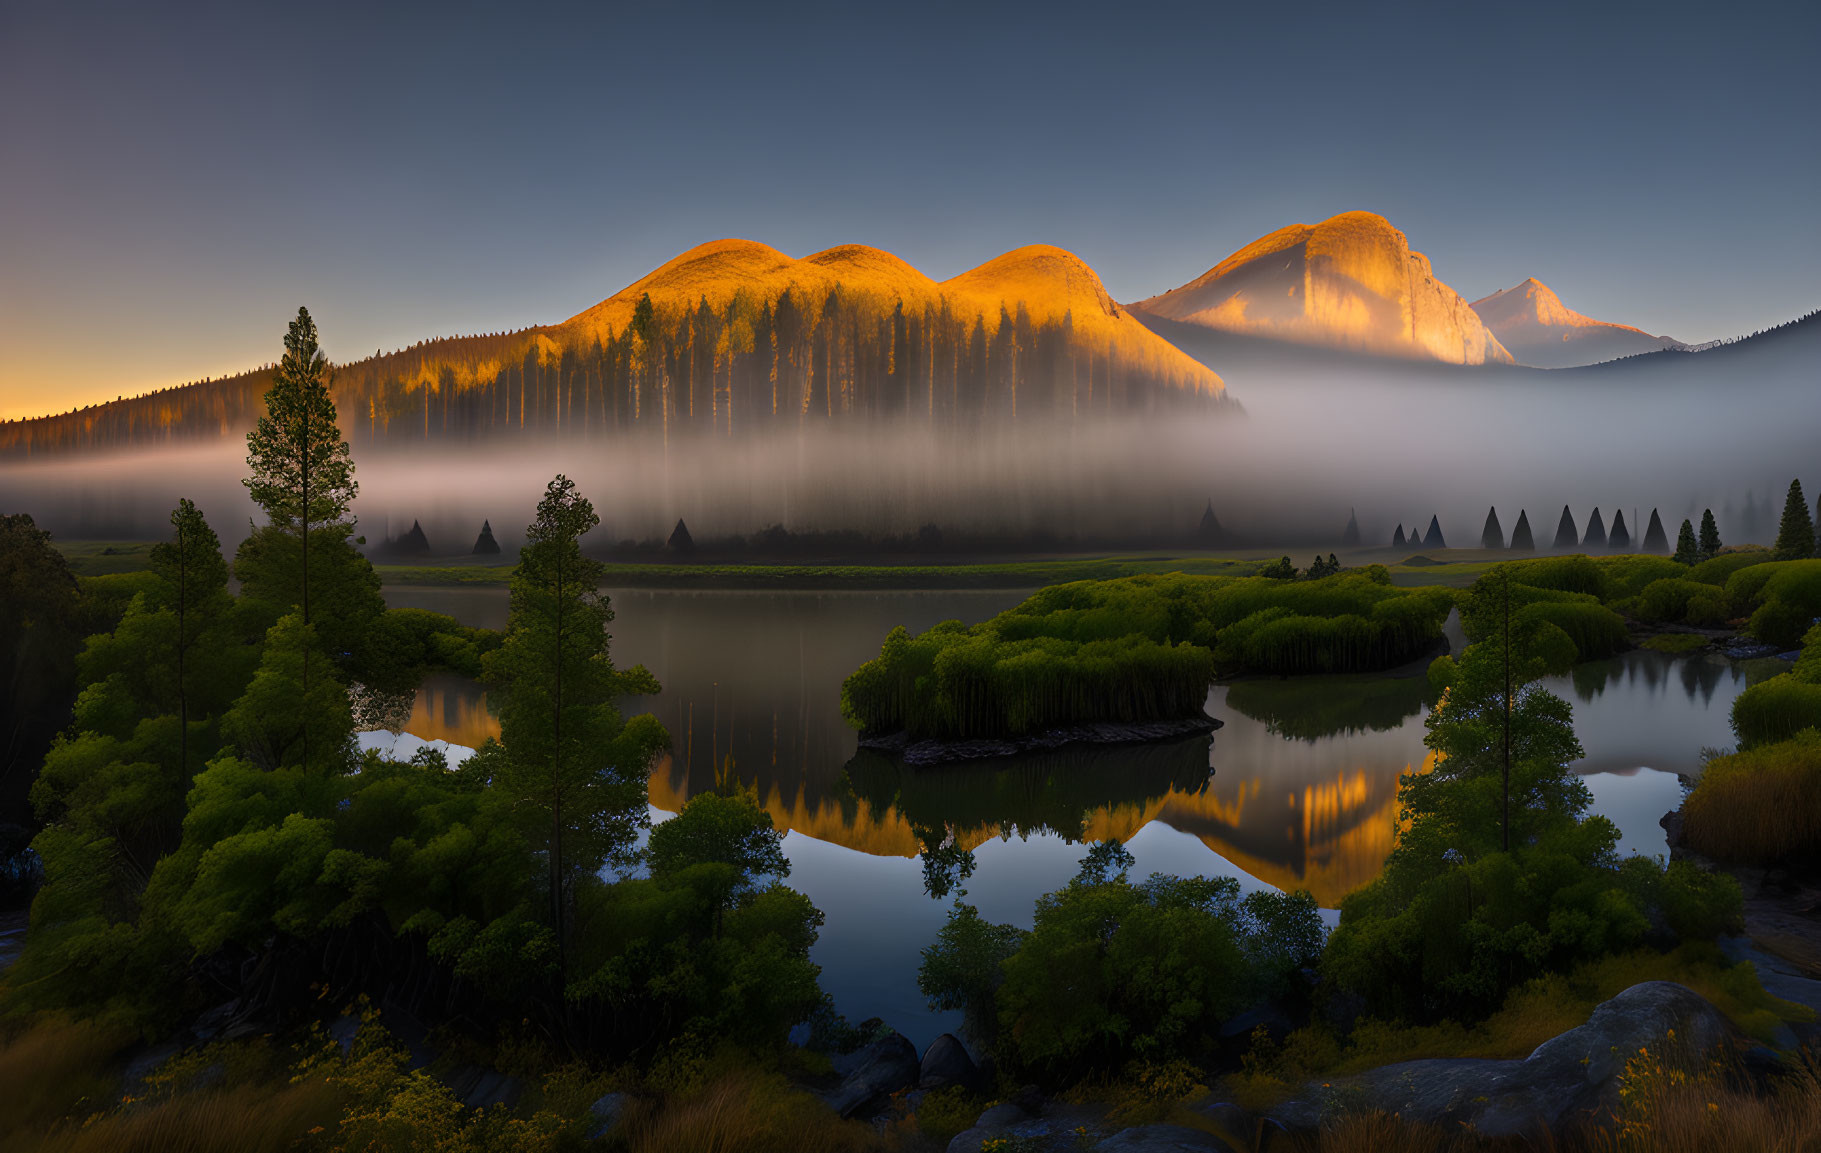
[396,667,1425,906]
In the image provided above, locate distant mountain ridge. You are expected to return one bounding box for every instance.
[1469,278,1687,368]
[0,241,1225,458]
[1128,211,1514,366]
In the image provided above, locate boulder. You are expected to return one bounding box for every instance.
[823,1031,920,1118]
[442,1065,524,1110]
[1094,1125,1233,1151]
[944,1102,1105,1153]
[1269,982,1737,1140]
[918,1032,979,1090]
[586,1091,631,1139]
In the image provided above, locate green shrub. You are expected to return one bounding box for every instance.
[1595,554,1691,599]
[1637,578,1729,627]
[1742,561,1821,647]
[1731,675,1821,747]
[1323,819,1741,1024]
[1502,555,1609,599]
[1688,548,1771,588]
[1517,600,1631,663]
[919,857,1324,1082]
[1684,732,1821,865]
[842,573,1453,739]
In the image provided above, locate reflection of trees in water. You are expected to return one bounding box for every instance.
[1221,674,1429,742]
[841,735,1215,848]
[1566,651,1733,708]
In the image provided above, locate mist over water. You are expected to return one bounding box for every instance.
[3,343,1814,550]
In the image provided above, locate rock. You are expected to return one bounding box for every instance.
[327,1014,359,1057]
[1218,1003,1298,1043]
[586,1091,631,1139]
[918,1033,979,1090]
[1184,1097,1252,1139]
[973,1102,1031,1128]
[1095,1125,1233,1151]
[119,1040,184,1096]
[944,1104,1105,1153]
[822,1031,920,1118]
[442,1065,524,1110]
[1269,982,1737,1141]
[189,999,241,1041]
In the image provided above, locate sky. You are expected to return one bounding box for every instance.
[2,0,1817,420]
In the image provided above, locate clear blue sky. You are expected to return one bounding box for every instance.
[2,0,1816,417]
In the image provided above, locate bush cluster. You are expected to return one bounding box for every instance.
[918,843,1324,1083]
[843,571,1454,740]
[1684,731,1821,867]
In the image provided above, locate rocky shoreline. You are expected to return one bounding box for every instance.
[857,715,1222,767]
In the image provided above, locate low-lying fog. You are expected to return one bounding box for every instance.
[4,344,1813,554]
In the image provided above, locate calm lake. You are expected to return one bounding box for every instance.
[378,586,1751,1049]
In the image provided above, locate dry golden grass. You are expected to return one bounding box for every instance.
[0,1017,133,1143]
[623,1070,890,1153]
[21,1082,339,1153]
[1683,738,1821,865]
[1578,1049,1821,1153]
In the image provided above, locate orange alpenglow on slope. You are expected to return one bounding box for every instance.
[560,237,1224,396]
[1469,277,1687,368]
[1129,210,1515,366]
[0,238,1224,459]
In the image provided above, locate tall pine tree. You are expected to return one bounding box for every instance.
[1698,509,1721,560]
[147,499,230,780]
[243,307,357,625]
[1774,479,1815,560]
[1642,509,1670,554]
[1673,519,1700,565]
[486,476,667,965]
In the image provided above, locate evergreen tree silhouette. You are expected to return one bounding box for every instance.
[1583,508,1607,549]
[668,518,696,554]
[1674,518,1699,565]
[1423,516,1445,549]
[1609,510,1631,551]
[472,519,502,555]
[1197,500,1224,546]
[1392,524,1406,548]
[1341,508,1361,547]
[1775,480,1815,560]
[1642,509,1670,554]
[1509,510,1536,551]
[1551,505,1579,551]
[1697,510,1720,560]
[1480,507,1504,549]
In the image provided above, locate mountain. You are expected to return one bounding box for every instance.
[0,241,1224,459]
[1128,211,1513,366]
[1469,278,1686,368]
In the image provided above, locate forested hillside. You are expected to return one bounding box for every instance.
[0,241,1230,459]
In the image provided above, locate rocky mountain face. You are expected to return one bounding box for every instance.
[1471,277,1686,368]
[1129,211,1514,366]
